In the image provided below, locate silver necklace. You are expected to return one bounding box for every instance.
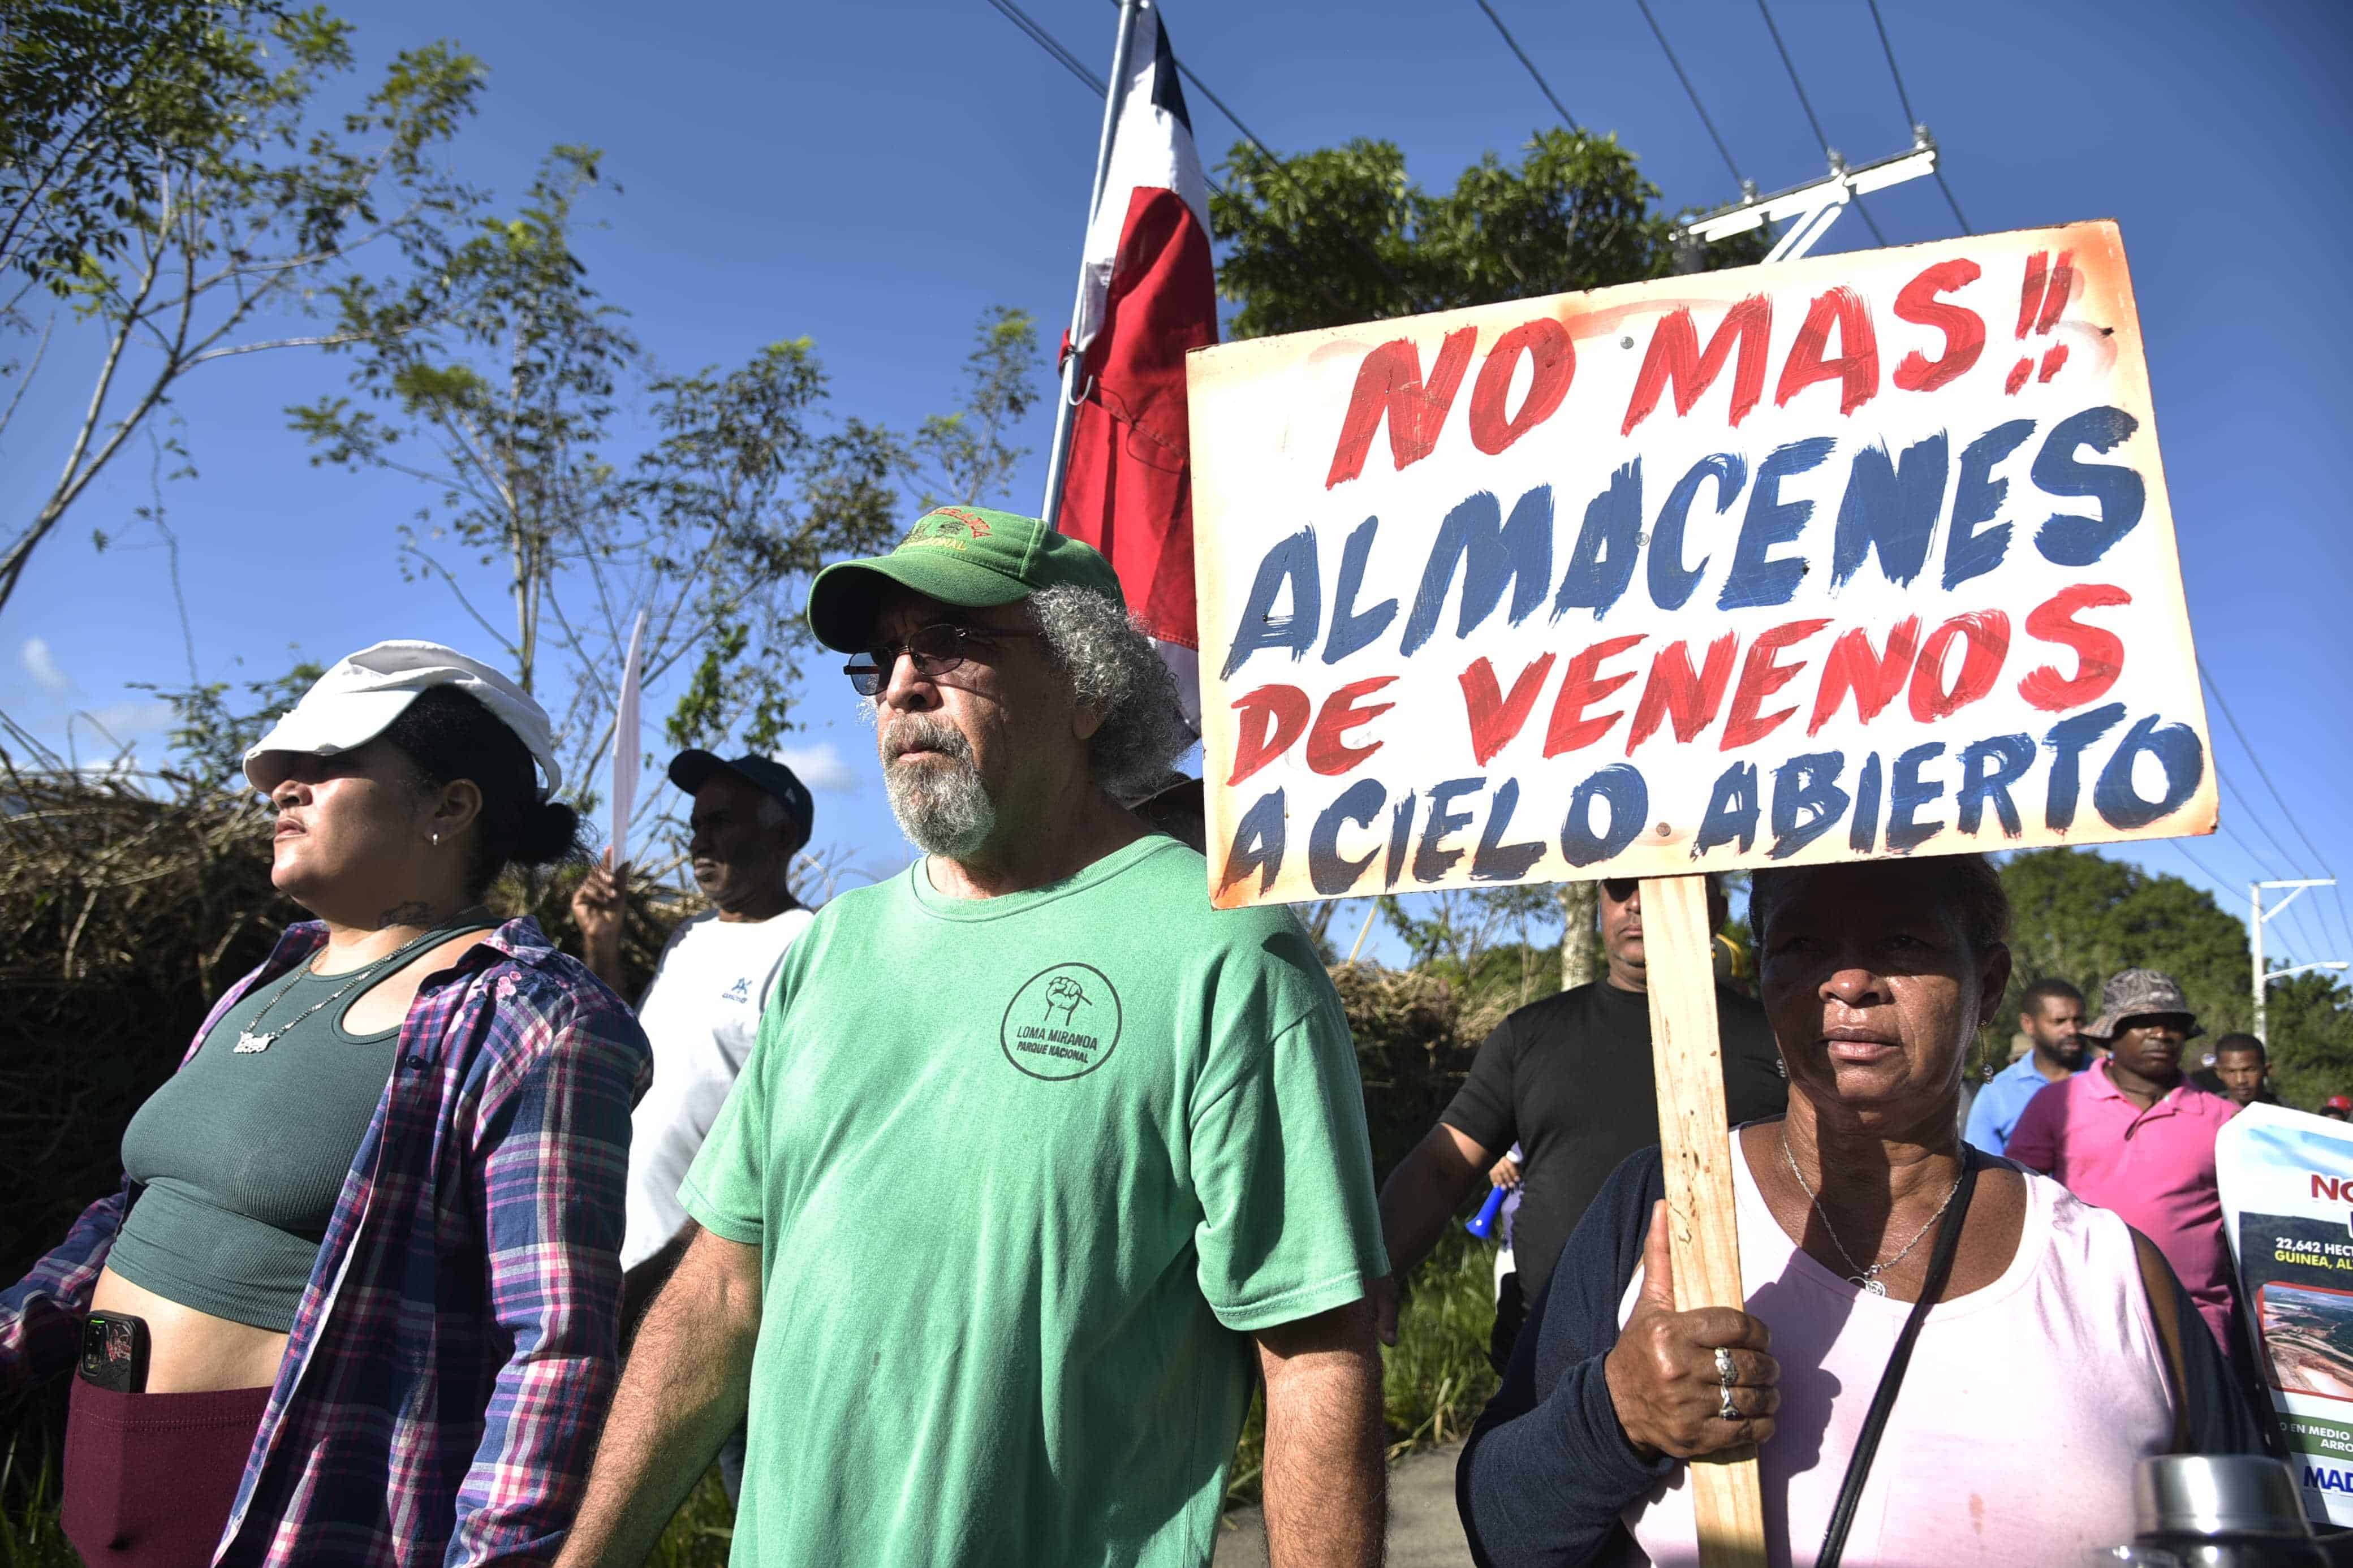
[230,926,455,1053]
[1779,1129,1963,1297]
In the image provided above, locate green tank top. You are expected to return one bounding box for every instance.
[110,923,490,1332]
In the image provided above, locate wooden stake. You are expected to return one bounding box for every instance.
[1641,874,1768,1568]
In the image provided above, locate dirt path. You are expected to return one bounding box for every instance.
[1213,1440,1472,1567]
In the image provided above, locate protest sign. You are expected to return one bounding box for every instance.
[610,608,647,866]
[1187,221,2213,908]
[2218,1105,2353,1527]
[1188,220,2214,1565]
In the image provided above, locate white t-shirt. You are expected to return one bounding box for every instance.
[620,906,815,1271]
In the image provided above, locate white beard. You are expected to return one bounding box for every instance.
[881,715,996,858]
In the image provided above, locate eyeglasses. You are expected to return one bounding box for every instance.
[843,623,1042,697]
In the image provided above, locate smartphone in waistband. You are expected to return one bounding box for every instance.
[80,1311,150,1393]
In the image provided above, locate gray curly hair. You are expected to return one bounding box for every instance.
[1028,584,1195,800]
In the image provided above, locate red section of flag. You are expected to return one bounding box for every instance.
[1055,185,1217,666]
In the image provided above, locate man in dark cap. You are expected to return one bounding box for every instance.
[2008,967,2240,1351]
[571,752,815,1331]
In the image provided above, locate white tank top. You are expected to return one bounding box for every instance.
[1616,1137,2176,1567]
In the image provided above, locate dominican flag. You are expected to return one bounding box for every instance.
[1054,6,1217,727]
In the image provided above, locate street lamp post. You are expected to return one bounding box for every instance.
[2251,878,2345,1044]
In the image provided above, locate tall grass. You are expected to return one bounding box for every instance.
[0,1437,77,1568]
[645,1470,734,1568]
[1227,1228,1500,1503]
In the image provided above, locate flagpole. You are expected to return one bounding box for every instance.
[1040,0,1143,532]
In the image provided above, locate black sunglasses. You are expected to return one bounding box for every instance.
[843,622,1042,697]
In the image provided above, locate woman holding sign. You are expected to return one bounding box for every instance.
[1458,853,2264,1567]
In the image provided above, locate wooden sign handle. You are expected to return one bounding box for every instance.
[1640,874,1768,1568]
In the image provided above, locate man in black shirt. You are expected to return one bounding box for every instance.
[1372,876,1786,1368]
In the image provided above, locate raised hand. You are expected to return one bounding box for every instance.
[571,850,628,979]
[1602,1200,1780,1459]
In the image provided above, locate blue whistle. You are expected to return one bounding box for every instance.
[1466,1183,1509,1240]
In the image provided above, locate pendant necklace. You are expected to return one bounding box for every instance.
[1779,1128,1963,1297]
[230,923,463,1053]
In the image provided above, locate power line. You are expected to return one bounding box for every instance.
[984,0,1104,94]
[2207,788,2334,960]
[2169,835,2239,906]
[1752,0,1889,247]
[1862,0,1973,235]
[1632,0,1746,193]
[2200,658,2353,961]
[2214,756,2305,883]
[1471,0,1581,134]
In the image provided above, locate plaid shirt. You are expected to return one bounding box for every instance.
[0,916,652,1567]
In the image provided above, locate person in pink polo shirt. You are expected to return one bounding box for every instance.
[2006,968,2240,1351]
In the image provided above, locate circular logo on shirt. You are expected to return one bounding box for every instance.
[1000,963,1123,1081]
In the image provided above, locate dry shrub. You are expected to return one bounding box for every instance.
[0,767,289,1285]
[0,751,690,1505]
[0,759,288,1506]
[1329,961,1477,1179]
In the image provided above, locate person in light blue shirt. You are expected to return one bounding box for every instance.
[1966,977,2089,1154]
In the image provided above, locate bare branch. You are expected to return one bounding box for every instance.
[0,310,58,444]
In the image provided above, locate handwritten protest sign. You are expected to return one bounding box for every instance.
[1187,221,2213,908]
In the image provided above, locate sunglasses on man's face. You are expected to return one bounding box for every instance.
[842,621,1042,697]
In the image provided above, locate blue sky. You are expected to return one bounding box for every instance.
[5,0,2349,968]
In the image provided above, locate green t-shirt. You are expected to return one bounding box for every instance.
[681,834,1386,1568]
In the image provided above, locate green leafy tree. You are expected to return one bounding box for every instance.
[1210,127,1768,340]
[1212,126,1768,976]
[1993,846,2353,1108]
[900,303,1042,511]
[0,0,486,617]
[291,149,1040,854]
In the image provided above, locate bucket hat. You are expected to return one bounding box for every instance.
[2084,967,2203,1043]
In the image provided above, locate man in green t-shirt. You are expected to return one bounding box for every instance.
[558,508,1390,1568]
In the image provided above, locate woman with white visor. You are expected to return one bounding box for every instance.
[0,642,652,1568]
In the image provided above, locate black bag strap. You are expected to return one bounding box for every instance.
[1815,1150,1979,1568]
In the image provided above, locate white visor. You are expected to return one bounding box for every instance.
[243,640,561,799]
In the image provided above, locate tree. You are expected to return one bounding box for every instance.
[1999,848,2251,1032]
[1212,126,1768,982]
[292,148,1041,853]
[1208,128,1767,342]
[1994,846,2353,1108]
[0,1,486,617]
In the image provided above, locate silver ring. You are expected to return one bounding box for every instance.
[1714,1346,1736,1386]
[1718,1385,1740,1422]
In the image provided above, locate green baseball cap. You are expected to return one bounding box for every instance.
[807,505,1126,652]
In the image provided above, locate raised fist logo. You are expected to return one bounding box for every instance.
[1042,975,1090,1025]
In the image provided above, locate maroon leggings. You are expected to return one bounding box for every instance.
[62,1376,270,1568]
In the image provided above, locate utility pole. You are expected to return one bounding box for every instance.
[1677,129,1940,265]
[2251,878,2346,1043]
